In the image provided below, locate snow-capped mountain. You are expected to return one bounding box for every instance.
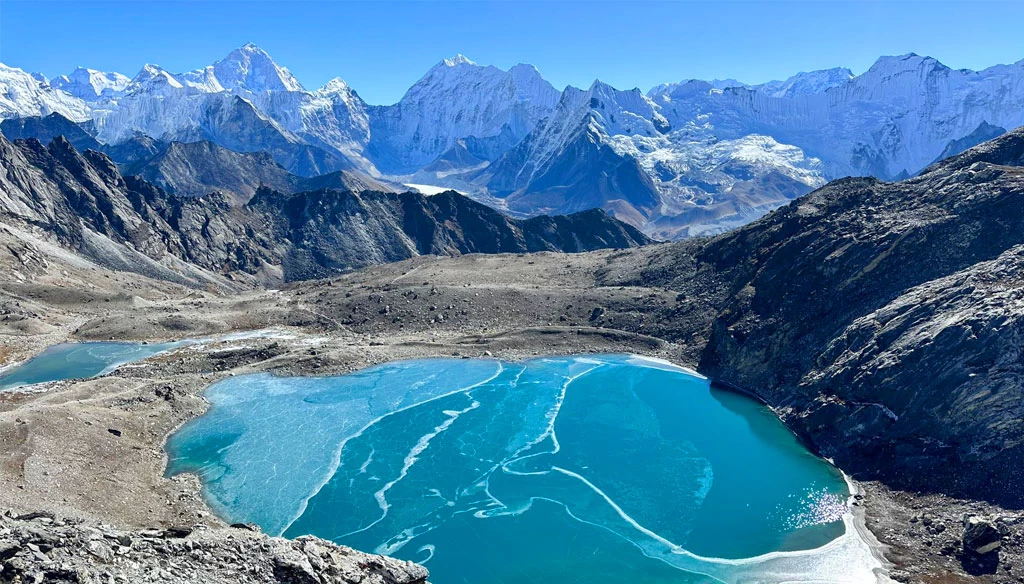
[50,67,132,100]
[0,63,90,121]
[4,47,1024,238]
[70,49,371,176]
[191,42,304,93]
[486,80,824,236]
[28,46,560,178]
[650,54,1024,180]
[753,67,853,97]
[367,55,560,174]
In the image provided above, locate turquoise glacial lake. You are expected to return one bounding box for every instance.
[0,341,185,391]
[166,355,882,583]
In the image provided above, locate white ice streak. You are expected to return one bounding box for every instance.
[279,362,506,536]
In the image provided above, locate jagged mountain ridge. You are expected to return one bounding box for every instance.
[4,46,1024,237]
[0,113,396,204]
[0,133,649,286]
[124,139,400,203]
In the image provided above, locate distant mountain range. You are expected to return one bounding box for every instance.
[2,45,1023,237]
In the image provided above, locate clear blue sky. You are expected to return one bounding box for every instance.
[2,0,1023,105]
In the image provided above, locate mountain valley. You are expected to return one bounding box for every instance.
[3,37,1024,584]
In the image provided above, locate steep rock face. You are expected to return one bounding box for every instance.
[0,134,649,285]
[933,121,1007,163]
[643,128,1024,506]
[367,56,560,174]
[1,112,101,153]
[0,113,180,170]
[249,188,650,281]
[0,135,277,286]
[126,140,291,201]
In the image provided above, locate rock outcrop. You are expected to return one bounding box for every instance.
[962,515,1007,555]
[0,511,428,584]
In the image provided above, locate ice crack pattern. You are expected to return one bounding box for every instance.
[166,355,883,583]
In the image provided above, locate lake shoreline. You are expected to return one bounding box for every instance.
[1,329,895,582]
[1,248,1017,581]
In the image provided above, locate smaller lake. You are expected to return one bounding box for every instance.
[167,354,883,583]
[0,341,185,391]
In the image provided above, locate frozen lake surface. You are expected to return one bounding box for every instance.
[166,354,882,583]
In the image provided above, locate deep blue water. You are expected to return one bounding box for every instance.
[0,341,185,391]
[166,355,881,583]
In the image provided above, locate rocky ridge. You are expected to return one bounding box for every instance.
[0,132,649,287]
[0,511,427,584]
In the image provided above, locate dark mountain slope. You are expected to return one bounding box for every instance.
[0,115,395,204]
[0,134,650,285]
[249,188,650,281]
[125,140,294,202]
[124,140,397,204]
[604,126,1024,507]
[1,113,171,167]
[932,121,1007,164]
[0,110,352,178]
[0,112,100,153]
[487,124,661,227]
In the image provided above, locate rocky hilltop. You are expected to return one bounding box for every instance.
[0,133,649,287]
[0,511,427,584]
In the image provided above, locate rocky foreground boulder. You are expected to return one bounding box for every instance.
[0,511,427,584]
[962,515,1009,556]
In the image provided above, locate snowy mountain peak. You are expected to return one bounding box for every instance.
[0,62,91,121]
[51,67,132,100]
[441,54,476,67]
[318,77,353,94]
[369,57,560,174]
[584,80,653,108]
[756,67,853,98]
[210,43,303,93]
[130,64,184,92]
[508,63,544,83]
[866,53,948,77]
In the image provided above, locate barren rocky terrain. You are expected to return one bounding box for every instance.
[4,129,1024,582]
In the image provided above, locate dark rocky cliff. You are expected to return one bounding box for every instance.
[0,134,650,286]
[609,127,1024,507]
